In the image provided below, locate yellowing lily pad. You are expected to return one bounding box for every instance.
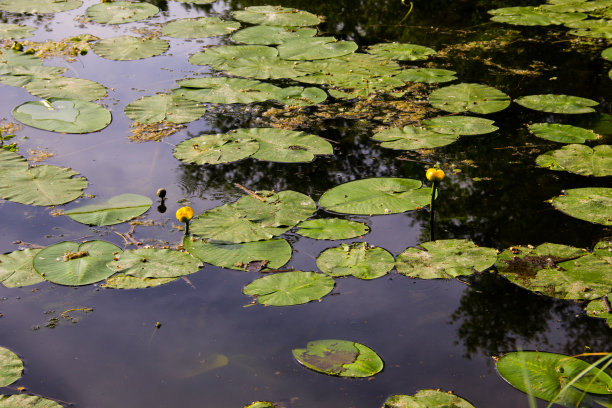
[0,23,35,40]
[0,0,82,13]
[0,395,64,407]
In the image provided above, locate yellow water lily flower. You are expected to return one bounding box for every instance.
[176,206,194,223]
[426,168,445,182]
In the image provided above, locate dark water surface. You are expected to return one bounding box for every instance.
[0,0,611,407]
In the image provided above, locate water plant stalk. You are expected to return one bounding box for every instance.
[426,168,444,241]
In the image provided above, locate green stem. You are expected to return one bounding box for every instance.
[429,181,437,241]
[184,221,190,236]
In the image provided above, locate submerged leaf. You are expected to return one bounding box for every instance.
[243,271,334,306]
[102,275,178,289]
[423,116,499,135]
[277,37,357,60]
[394,68,457,83]
[189,45,278,68]
[232,26,317,45]
[173,133,259,165]
[174,77,279,104]
[0,23,35,40]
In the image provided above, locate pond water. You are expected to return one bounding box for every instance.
[0,0,611,407]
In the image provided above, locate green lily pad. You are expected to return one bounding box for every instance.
[273,86,328,106]
[24,77,107,101]
[295,218,369,240]
[551,187,612,225]
[12,98,111,133]
[161,17,240,39]
[292,339,383,377]
[515,94,598,114]
[568,19,612,38]
[0,347,23,386]
[527,123,600,143]
[0,149,28,173]
[174,78,279,104]
[366,43,436,61]
[0,395,64,407]
[372,126,459,150]
[173,133,259,165]
[0,49,41,67]
[429,83,510,114]
[0,0,82,13]
[244,402,275,408]
[394,68,457,83]
[0,248,44,288]
[0,66,68,88]
[64,193,152,226]
[297,53,401,78]
[277,37,358,60]
[423,116,499,135]
[536,144,612,176]
[316,242,394,280]
[586,294,612,327]
[188,45,278,68]
[92,36,169,61]
[124,94,206,124]
[232,26,317,45]
[86,2,159,25]
[232,6,321,27]
[382,390,476,408]
[107,248,202,278]
[396,239,497,279]
[0,23,35,40]
[488,6,586,26]
[221,56,309,80]
[33,240,120,286]
[602,47,612,61]
[183,236,291,270]
[173,0,215,3]
[319,178,430,215]
[243,271,334,306]
[102,275,178,289]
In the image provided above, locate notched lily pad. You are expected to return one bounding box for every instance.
[277,37,358,61]
[429,83,510,114]
[243,271,334,306]
[232,26,317,45]
[295,218,369,240]
[0,248,44,288]
[536,144,612,177]
[25,77,107,101]
[394,68,457,83]
[316,242,394,280]
[0,23,35,40]
[0,346,23,387]
[107,248,202,278]
[551,187,612,225]
[173,133,259,165]
[92,36,169,61]
[102,275,178,289]
[423,116,499,135]
[125,94,206,124]
[372,126,459,150]
[383,389,476,408]
[189,45,278,68]
[586,294,612,328]
[86,1,159,25]
[528,123,600,143]
[515,94,598,114]
[232,6,321,27]
[64,193,152,226]
[488,6,586,26]
[0,394,64,407]
[174,77,279,104]
[367,43,436,61]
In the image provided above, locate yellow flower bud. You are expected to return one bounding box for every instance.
[176,206,194,223]
[426,168,445,182]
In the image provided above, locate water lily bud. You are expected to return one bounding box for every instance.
[176,206,194,223]
[156,188,166,198]
[426,168,445,182]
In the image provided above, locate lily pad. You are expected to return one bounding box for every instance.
[0,248,44,288]
[183,236,291,270]
[86,2,159,25]
[295,218,369,240]
[0,23,35,40]
[366,43,436,61]
[0,66,68,88]
[173,0,215,3]
[0,0,82,13]
[273,86,328,106]
[0,149,28,173]
[551,187,612,225]
[232,26,317,45]
[429,83,510,114]
[536,144,612,177]
[316,242,394,280]
[221,56,309,80]
[174,77,279,104]
[24,77,107,101]
[92,36,169,61]
[243,271,334,306]
[162,17,240,39]
[319,178,430,215]
[64,193,152,226]
[0,347,23,386]
[12,98,111,133]
[515,94,598,114]
[277,37,358,60]
[125,94,206,124]
[244,403,275,408]
[173,133,259,165]
[0,49,41,67]
[102,275,178,289]
[567,19,612,38]
[586,294,612,327]
[189,45,278,68]
[297,53,401,78]
[372,126,459,150]
[488,6,586,26]
[396,239,497,279]
[0,395,64,408]
[527,123,600,143]
[292,339,383,377]
[394,68,457,83]
[382,390,476,408]
[602,47,612,61]
[423,116,499,135]
[33,240,120,286]
[107,248,202,278]
[232,6,321,27]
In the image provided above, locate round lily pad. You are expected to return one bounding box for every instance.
[366,43,436,61]
[86,2,159,25]
[423,116,499,135]
[174,77,279,104]
[0,248,44,288]
[602,47,612,61]
[273,86,327,106]
[292,339,383,377]
[551,187,612,225]
[429,83,510,114]
[277,37,358,61]
[244,402,275,408]
[316,242,394,280]
[12,98,111,133]
[295,218,369,240]
[243,271,334,306]
[0,23,35,40]
[0,0,82,13]
[232,26,317,45]
[232,6,321,27]
[24,77,107,101]
[0,66,68,88]
[396,239,497,279]
[125,94,206,124]
[488,6,587,26]
[33,240,120,286]
[0,49,41,67]
[173,0,215,3]
[586,294,612,327]
[527,123,600,143]
[189,45,278,68]
[319,178,430,215]
[0,346,23,386]
[0,149,28,173]
[107,248,202,278]
[64,193,152,226]
[394,68,457,83]
[173,133,259,165]
[92,36,169,61]
[162,17,240,39]
[515,94,598,114]
[221,57,309,80]
[372,126,459,150]
[297,53,401,78]
[536,144,612,177]
[102,275,178,289]
[383,390,476,408]
[0,395,64,407]
[568,19,612,38]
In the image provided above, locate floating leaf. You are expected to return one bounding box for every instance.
[24,77,107,101]
[33,240,120,286]
[319,178,430,215]
[0,395,64,407]
[173,133,259,165]
[396,239,497,279]
[273,86,328,106]
[162,17,240,39]
[183,236,291,270]
[292,339,383,377]
[12,98,111,133]
[567,19,612,38]
[551,187,612,225]
[394,68,457,83]
[586,294,612,327]
[0,23,34,40]
[0,347,23,386]
[189,45,278,68]
[232,26,317,45]
[536,144,612,177]
[277,37,358,60]
[173,0,215,3]
[244,402,275,408]
[125,94,206,124]
[423,116,499,135]
[316,242,394,280]
[64,193,152,226]
[232,6,321,27]
[295,218,369,240]
[383,390,476,408]
[366,43,436,61]
[297,53,401,78]
[92,36,169,61]
[243,271,334,306]
[0,66,67,88]
[429,83,510,114]
[0,0,82,13]
[107,248,201,278]
[0,249,44,288]
[515,94,598,114]
[527,123,600,143]
[221,56,309,80]
[372,126,459,150]
[602,47,612,61]
[86,2,159,25]
[488,6,586,26]
[174,77,279,104]
[102,275,178,289]
[0,149,28,173]
[0,49,41,67]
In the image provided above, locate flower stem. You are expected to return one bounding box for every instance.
[429,181,437,241]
